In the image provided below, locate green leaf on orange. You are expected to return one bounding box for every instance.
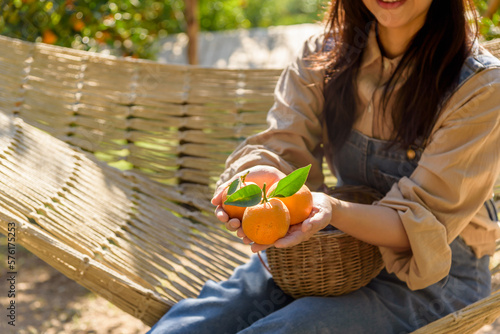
[227,178,240,196]
[268,164,311,198]
[224,184,262,207]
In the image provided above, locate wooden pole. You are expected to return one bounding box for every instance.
[185,0,199,65]
[486,0,500,18]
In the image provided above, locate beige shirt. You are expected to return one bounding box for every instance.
[219,28,500,290]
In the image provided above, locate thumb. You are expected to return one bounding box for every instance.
[211,187,225,206]
[301,207,319,233]
[301,205,330,233]
[301,220,313,233]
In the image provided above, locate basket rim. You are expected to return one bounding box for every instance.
[311,228,347,238]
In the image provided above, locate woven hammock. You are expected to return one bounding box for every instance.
[0,34,499,332]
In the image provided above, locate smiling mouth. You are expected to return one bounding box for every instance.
[376,0,407,9]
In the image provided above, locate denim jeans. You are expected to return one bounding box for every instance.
[147,237,490,334]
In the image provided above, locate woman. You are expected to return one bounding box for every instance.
[149,0,500,332]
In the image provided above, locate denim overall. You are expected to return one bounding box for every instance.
[148,54,499,334]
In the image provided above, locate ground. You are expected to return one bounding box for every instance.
[0,240,499,334]
[0,241,149,334]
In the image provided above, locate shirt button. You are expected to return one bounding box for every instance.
[407,148,416,160]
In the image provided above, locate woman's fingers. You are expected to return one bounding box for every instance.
[275,194,334,248]
[274,224,307,248]
[300,207,319,232]
[235,227,272,252]
[236,226,247,239]
[225,218,241,231]
[211,189,224,206]
[301,206,329,233]
[216,206,241,232]
[250,243,273,253]
[215,205,229,223]
[211,179,231,206]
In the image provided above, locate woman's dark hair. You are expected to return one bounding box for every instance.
[319,0,478,151]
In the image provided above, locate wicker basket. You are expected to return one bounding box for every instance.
[266,185,385,298]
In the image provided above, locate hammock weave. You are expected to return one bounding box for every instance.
[0,34,498,332]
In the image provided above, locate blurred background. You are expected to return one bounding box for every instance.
[0,0,328,61]
[0,0,498,63]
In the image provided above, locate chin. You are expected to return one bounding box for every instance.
[375,15,409,29]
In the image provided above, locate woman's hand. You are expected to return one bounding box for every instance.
[211,165,286,231]
[241,192,336,253]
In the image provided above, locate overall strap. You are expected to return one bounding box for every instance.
[457,50,500,88]
[422,45,500,149]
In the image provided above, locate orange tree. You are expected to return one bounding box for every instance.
[0,0,186,59]
[0,0,327,60]
[2,1,496,60]
[475,0,500,40]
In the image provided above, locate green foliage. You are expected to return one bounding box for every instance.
[224,183,263,207]
[0,0,185,59]
[474,0,500,40]
[0,0,326,59]
[268,164,311,199]
[199,0,326,31]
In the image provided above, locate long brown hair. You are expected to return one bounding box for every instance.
[320,0,478,151]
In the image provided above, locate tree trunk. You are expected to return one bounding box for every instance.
[185,0,199,65]
[486,0,500,19]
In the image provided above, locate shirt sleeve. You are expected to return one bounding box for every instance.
[218,36,327,190]
[376,68,500,290]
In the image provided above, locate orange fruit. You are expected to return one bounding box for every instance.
[267,183,313,225]
[243,171,283,189]
[242,198,290,245]
[42,30,58,44]
[73,20,85,32]
[221,181,257,220]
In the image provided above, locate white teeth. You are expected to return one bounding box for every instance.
[381,0,401,2]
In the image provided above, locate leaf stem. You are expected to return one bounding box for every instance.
[240,171,250,184]
[261,183,268,204]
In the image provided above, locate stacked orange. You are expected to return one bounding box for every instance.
[222,166,313,245]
